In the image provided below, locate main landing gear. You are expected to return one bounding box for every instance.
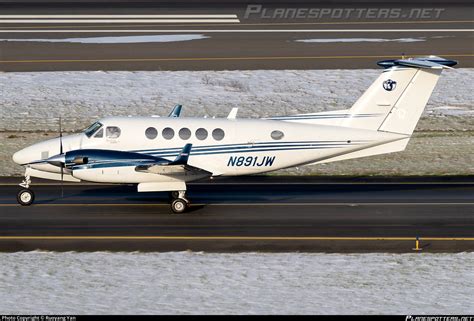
[169,190,190,214]
[17,175,35,206]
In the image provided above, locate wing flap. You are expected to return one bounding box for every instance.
[136,163,212,177]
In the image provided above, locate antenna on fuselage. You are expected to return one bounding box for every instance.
[227,108,239,120]
[168,104,182,117]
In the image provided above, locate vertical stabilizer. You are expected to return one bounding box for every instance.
[341,56,455,135]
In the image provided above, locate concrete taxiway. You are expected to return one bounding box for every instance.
[0,176,472,252]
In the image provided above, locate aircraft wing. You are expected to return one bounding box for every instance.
[136,163,211,176]
[134,144,212,177]
[64,144,211,177]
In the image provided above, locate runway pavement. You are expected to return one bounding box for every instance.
[0,176,473,252]
[0,3,472,71]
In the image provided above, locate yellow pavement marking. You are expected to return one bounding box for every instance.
[1,54,473,64]
[1,181,474,186]
[0,236,472,241]
[0,202,473,206]
[0,181,118,186]
[0,203,168,207]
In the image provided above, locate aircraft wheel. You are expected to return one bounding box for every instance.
[17,188,35,206]
[171,198,188,214]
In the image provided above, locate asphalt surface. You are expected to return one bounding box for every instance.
[0,176,473,252]
[0,3,472,70]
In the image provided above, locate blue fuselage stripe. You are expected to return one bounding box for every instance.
[72,144,352,170]
[130,140,368,154]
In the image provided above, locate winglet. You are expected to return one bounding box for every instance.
[170,143,192,165]
[168,104,182,118]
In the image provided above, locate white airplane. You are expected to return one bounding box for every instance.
[12,56,457,213]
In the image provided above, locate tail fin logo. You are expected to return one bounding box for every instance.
[383,79,397,91]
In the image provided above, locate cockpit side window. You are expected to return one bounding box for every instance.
[93,128,104,138]
[106,126,121,139]
[84,122,103,138]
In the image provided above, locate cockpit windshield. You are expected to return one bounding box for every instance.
[84,121,103,138]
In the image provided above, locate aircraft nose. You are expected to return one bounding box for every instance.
[12,148,29,165]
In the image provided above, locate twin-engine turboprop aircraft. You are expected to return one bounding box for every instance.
[13,56,457,213]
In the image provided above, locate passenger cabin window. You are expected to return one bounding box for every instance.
[271,130,284,140]
[145,127,158,140]
[162,127,174,140]
[179,128,191,140]
[94,128,104,138]
[196,128,208,140]
[106,126,121,139]
[212,128,225,141]
[84,121,103,138]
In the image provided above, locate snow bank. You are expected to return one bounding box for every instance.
[1,251,472,314]
[1,69,472,132]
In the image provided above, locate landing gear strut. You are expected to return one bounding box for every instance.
[169,190,190,214]
[17,174,35,206]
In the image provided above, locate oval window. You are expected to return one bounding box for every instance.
[162,127,175,140]
[271,130,284,140]
[179,128,191,140]
[145,127,158,140]
[212,128,225,141]
[195,128,208,140]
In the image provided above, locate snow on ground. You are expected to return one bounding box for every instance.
[295,37,428,43]
[0,34,210,44]
[430,106,474,116]
[0,69,472,132]
[0,252,472,315]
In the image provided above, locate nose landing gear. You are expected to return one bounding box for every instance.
[17,174,35,206]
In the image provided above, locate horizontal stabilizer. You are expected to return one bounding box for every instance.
[377,56,457,69]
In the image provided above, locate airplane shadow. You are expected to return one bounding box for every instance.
[28,181,472,205]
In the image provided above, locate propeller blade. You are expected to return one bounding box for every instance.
[60,165,64,198]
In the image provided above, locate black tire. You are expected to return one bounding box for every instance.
[171,198,188,214]
[17,189,35,206]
